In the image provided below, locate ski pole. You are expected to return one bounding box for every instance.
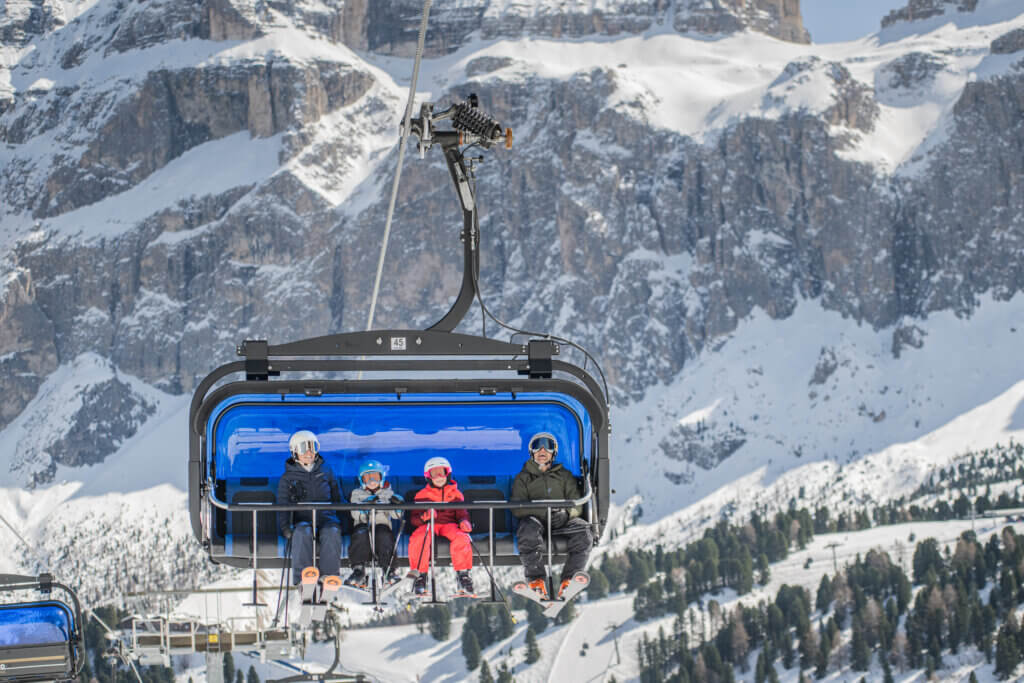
[381,518,407,579]
[272,534,294,628]
[466,536,513,608]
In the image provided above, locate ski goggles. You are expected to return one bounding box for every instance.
[292,440,318,455]
[529,436,557,453]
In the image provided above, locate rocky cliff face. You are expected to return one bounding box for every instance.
[0,0,1023,591]
[343,0,809,56]
[882,0,980,28]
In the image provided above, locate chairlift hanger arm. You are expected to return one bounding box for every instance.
[406,97,510,333]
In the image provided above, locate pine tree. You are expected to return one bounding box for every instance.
[496,607,515,640]
[496,661,515,683]
[478,659,494,683]
[246,665,260,683]
[588,567,610,600]
[995,626,1021,679]
[851,623,870,671]
[235,671,244,683]
[816,575,833,612]
[525,627,541,664]
[882,657,894,683]
[754,651,767,683]
[428,605,452,641]
[223,652,236,683]
[526,602,547,634]
[462,627,482,670]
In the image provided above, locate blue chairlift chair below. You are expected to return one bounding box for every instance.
[0,574,84,682]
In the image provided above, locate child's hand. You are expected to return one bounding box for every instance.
[421,510,436,522]
[459,520,472,533]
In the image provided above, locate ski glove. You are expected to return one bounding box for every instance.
[420,510,436,523]
[550,509,570,528]
[281,525,294,540]
[459,520,472,533]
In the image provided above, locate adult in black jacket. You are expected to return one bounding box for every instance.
[276,430,342,584]
[511,432,593,599]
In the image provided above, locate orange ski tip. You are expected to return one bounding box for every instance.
[574,574,588,582]
[322,575,342,588]
[301,567,320,582]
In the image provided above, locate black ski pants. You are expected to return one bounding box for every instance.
[516,516,593,583]
[349,523,395,569]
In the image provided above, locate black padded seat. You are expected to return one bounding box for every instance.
[229,490,279,558]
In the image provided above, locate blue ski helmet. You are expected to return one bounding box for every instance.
[358,459,389,486]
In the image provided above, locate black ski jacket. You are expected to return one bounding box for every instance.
[276,455,342,534]
[510,459,583,521]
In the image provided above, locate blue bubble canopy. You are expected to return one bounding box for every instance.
[0,576,83,682]
[189,331,610,569]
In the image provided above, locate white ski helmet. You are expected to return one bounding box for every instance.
[423,456,452,480]
[288,430,320,456]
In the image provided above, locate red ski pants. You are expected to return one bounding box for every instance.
[408,523,472,573]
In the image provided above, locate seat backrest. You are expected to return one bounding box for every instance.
[229,489,276,540]
[462,488,508,534]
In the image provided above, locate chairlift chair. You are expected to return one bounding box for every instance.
[186,97,610,601]
[0,574,84,682]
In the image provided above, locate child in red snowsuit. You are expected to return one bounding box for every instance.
[407,456,475,595]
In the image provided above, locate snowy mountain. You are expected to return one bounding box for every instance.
[1,0,1023,656]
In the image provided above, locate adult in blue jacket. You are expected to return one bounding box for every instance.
[276,430,342,584]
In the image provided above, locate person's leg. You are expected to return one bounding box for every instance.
[348,524,370,566]
[407,525,432,574]
[555,519,594,582]
[515,517,547,581]
[291,524,314,585]
[374,524,395,569]
[318,524,342,577]
[439,524,472,572]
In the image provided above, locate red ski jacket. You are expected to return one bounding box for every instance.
[411,479,470,527]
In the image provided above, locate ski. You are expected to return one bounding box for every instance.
[511,581,549,607]
[543,571,590,618]
[312,575,341,622]
[298,566,319,626]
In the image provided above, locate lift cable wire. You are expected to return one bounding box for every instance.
[0,511,49,570]
[365,0,434,333]
[464,168,611,403]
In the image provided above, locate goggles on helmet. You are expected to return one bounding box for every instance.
[529,435,557,453]
[292,440,318,455]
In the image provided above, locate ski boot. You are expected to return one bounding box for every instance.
[529,578,548,600]
[456,570,475,597]
[557,577,571,599]
[413,573,428,597]
[384,569,402,588]
[344,565,366,589]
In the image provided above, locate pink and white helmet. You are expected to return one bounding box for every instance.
[423,456,452,479]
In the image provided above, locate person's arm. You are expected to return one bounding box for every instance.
[410,489,427,527]
[565,471,583,519]
[350,488,368,526]
[510,472,541,519]
[324,470,342,526]
[276,474,292,536]
[453,488,470,526]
